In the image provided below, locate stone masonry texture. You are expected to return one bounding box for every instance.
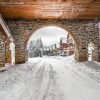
[0,19,99,66]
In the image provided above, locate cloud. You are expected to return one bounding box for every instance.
[28,26,68,46]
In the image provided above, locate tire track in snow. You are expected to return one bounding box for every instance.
[36,62,64,100]
[20,61,49,100]
[47,64,64,100]
[19,60,46,100]
[41,64,55,100]
[33,62,47,100]
[36,62,50,100]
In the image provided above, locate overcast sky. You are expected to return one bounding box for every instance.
[28,26,68,46]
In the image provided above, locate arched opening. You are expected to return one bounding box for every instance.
[26,26,76,62]
[0,32,15,67]
[0,14,15,67]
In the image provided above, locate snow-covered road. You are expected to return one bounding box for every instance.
[0,56,100,100]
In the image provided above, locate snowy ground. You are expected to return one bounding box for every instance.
[0,55,100,100]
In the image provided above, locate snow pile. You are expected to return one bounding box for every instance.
[59,55,100,83]
[76,61,100,83]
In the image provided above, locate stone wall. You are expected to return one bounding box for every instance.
[91,21,100,61]
[0,31,5,67]
[0,30,11,67]
[5,19,100,63]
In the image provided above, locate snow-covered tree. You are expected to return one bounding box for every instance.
[28,38,43,57]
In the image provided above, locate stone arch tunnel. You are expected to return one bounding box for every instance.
[0,1,100,100]
[0,0,100,67]
[0,19,99,67]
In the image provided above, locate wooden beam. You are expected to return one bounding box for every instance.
[0,2,100,19]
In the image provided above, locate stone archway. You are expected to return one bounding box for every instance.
[7,19,96,64]
[0,15,15,67]
[25,24,87,62]
[25,26,78,61]
[0,31,12,67]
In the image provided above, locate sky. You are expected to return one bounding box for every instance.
[28,26,68,47]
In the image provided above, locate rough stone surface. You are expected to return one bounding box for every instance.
[0,31,11,67]
[2,19,99,63]
[0,32,5,67]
